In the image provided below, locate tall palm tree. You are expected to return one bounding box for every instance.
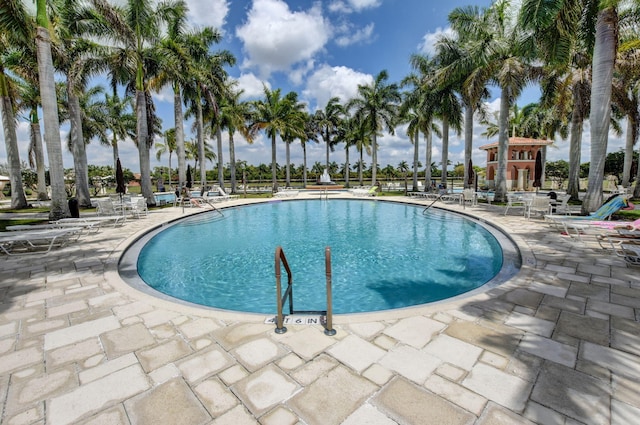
[314,97,345,169]
[91,0,181,205]
[218,87,253,193]
[434,28,490,190]
[156,128,177,187]
[34,0,69,218]
[152,8,222,189]
[445,0,540,202]
[301,111,319,187]
[521,0,593,200]
[249,87,305,192]
[347,70,401,185]
[0,2,32,209]
[612,9,640,191]
[18,82,48,201]
[583,0,622,211]
[103,91,136,173]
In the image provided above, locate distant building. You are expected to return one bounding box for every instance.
[479,137,553,191]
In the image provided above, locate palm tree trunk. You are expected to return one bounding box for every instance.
[271,133,278,192]
[229,133,237,193]
[441,116,449,188]
[69,89,92,207]
[463,103,473,189]
[215,125,223,189]
[36,24,69,219]
[412,132,419,191]
[111,133,119,176]
[1,89,28,209]
[285,142,291,187]
[621,119,635,187]
[197,101,207,189]
[567,99,583,199]
[359,150,364,186]
[325,131,330,169]
[30,110,48,200]
[174,85,186,188]
[302,141,308,187]
[495,88,510,202]
[345,144,350,188]
[584,7,617,212]
[135,89,153,204]
[424,124,432,191]
[371,132,378,185]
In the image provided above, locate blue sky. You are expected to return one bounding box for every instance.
[2,0,627,175]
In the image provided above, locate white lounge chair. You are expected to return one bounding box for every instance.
[0,228,83,255]
[352,186,378,197]
[274,188,299,198]
[55,215,126,227]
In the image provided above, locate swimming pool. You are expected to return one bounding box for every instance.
[121,199,520,314]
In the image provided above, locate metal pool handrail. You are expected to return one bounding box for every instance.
[274,246,336,336]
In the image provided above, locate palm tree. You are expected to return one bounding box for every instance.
[433,26,490,190]
[583,1,622,211]
[156,128,177,187]
[520,0,593,200]
[11,73,48,201]
[249,87,305,192]
[347,70,401,186]
[103,91,136,173]
[91,0,182,205]
[0,3,32,209]
[152,8,222,190]
[397,160,410,194]
[612,9,640,192]
[218,88,253,193]
[314,97,345,169]
[445,0,540,202]
[32,0,70,218]
[300,111,319,187]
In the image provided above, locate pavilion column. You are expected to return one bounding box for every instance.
[517,169,526,191]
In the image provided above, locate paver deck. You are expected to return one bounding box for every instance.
[1,195,639,424]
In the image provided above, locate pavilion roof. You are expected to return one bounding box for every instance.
[479,137,553,150]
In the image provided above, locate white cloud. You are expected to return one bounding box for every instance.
[328,0,382,14]
[235,0,330,77]
[235,73,270,100]
[303,64,373,110]
[185,0,229,32]
[335,22,375,47]
[418,26,454,56]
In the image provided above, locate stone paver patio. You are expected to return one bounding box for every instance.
[1,195,639,424]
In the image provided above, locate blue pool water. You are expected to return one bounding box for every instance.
[135,200,506,314]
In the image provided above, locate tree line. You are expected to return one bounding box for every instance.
[1,0,639,219]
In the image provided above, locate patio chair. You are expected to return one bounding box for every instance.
[0,227,83,256]
[526,196,551,219]
[545,195,630,227]
[130,197,149,218]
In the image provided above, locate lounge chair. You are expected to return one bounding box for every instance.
[545,195,630,227]
[205,187,239,203]
[352,186,378,197]
[0,228,83,256]
[6,222,100,235]
[612,240,640,265]
[274,188,299,198]
[55,215,126,227]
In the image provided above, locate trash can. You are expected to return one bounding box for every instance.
[68,198,80,218]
